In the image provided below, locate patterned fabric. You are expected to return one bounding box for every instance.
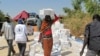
[43,38,53,56]
[40,20,49,32]
[40,14,59,56]
[40,20,52,36]
[40,20,53,56]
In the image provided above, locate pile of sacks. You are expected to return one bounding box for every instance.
[29,20,71,56]
[51,20,71,56]
[29,32,44,56]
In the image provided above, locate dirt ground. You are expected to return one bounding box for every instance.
[0,35,82,56]
[0,35,34,56]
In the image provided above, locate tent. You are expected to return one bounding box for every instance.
[13,10,29,21]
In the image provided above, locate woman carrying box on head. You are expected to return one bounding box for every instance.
[38,15,53,56]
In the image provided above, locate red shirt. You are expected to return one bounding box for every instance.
[44,28,52,36]
[44,14,59,36]
[41,14,59,36]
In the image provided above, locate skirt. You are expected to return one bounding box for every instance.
[42,37,53,56]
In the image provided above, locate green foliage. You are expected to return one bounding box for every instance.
[72,0,83,11]
[63,8,74,17]
[63,0,100,16]
[0,10,5,22]
[63,7,71,13]
[83,0,100,15]
[63,0,84,18]
[62,0,100,37]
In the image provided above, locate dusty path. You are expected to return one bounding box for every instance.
[0,35,83,56]
[0,36,34,56]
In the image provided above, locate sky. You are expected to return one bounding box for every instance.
[0,0,72,18]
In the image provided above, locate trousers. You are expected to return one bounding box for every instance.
[6,40,15,56]
[17,43,26,56]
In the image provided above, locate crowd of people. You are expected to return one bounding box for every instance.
[0,13,59,56]
[1,12,100,56]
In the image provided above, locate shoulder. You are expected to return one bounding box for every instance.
[15,24,23,27]
[15,24,26,29]
[2,22,8,26]
[86,24,90,27]
[21,24,26,28]
[84,23,91,30]
[22,24,26,26]
[3,22,7,24]
[19,24,26,27]
[15,24,19,27]
[86,23,91,27]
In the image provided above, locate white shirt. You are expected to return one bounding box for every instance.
[15,24,27,43]
[1,22,14,40]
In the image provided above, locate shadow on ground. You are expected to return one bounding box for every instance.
[27,39,34,42]
[15,51,29,56]
[0,46,8,50]
[62,51,72,56]
[0,45,16,50]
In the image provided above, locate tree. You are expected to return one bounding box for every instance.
[63,7,72,16]
[72,0,83,11]
[63,0,84,18]
[63,0,100,37]
[0,10,5,22]
[64,0,100,16]
[83,0,100,15]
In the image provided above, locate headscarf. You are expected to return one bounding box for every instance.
[18,19,24,24]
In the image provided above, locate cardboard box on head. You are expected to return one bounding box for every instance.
[39,8,55,20]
